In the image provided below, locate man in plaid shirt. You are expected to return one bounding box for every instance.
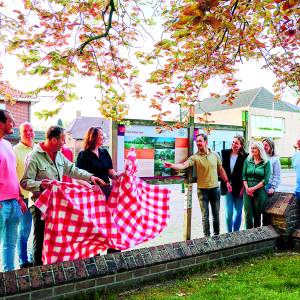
[21,125,105,266]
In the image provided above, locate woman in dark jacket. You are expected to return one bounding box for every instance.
[221,135,248,232]
[76,126,119,200]
[76,126,120,254]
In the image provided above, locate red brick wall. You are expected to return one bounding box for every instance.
[3,101,30,126]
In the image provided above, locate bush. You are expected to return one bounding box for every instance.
[280,157,292,169]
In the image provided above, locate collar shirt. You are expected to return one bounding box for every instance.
[20,143,92,201]
[13,142,34,199]
[187,150,222,189]
[242,158,271,187]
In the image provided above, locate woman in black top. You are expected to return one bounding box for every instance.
[221,135,248,232]
[76,127,119,199]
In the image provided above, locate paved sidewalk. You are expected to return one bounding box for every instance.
[0,170,297,270]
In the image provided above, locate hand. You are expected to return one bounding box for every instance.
[17,196,27,214]
[164,162,172,168]
[226,182,232,193]
[239,187,244,198]
[112,172,123,180]
[246,187,254,197]
[267,187,275,195]
[90,176,106,186]
[76,179,92,189]
[41,179,52,190]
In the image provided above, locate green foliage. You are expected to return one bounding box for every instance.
[280,157,292,169]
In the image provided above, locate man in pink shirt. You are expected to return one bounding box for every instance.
[0,109,26,271]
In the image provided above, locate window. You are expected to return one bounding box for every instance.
[0,103,5,109]
[251,115,285,137]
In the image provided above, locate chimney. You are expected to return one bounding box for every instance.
[76,111,82,119]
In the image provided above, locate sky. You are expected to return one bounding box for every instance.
[2,54,296,130]
[1,1,298,130]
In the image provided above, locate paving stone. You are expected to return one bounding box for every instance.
[0,273,4,297]
[105,256,118,274]
[64,267,77,281]
[17,275,30,293]
[86,263,98,278]
[148,247,162,263]
[138,248,153,266]
[94,256,109,276]
[156,245,171,262]
[113,253,127,271]
[52,264,66,284]
[29,267,44,289]
[130,249,145,268]
[4,272,18,295]
[73,259,88,279]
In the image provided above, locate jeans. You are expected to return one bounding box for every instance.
[30,206,44,266]
[0,199,22,271]
[197,187,220,237]
[17,199,32,266]
[224,192,243,232]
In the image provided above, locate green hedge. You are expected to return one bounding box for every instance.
[280,157,292,169]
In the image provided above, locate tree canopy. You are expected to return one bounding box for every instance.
[0,0,299,124]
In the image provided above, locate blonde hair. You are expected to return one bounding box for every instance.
[248,141,268,164]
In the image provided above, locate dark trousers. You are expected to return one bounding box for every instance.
[100,185,120,254]
[30,206,44,266]
[243,187,267,229]
[197,187,220,236]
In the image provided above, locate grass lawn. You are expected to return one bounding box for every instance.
[107,252,300,300]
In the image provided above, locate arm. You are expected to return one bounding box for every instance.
[64,155,106,185]
[164,160,190,170]
[269,157,281,190]
[63,155,91,181]
[242,159,253,196]
[250,161,271,192]
[108,168,120,180]
[20,157,42,192]
[218,166,232,193]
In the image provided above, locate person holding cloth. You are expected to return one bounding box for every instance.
[242,141,271,229]
[221,135,248,232]
[76,127,120,200]
[76,126,121,254]
[21,125,105,266]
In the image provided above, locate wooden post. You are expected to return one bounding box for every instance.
[183,105,195,240]
[111,120,118,170]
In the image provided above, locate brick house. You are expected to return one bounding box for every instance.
[0,81,43,144]
[0,81,38,126]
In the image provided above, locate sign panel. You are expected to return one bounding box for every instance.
[117,125,188,178]
[116,124,244,178]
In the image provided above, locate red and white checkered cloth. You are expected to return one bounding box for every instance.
[35,147,170,264]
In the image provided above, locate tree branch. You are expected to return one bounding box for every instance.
[77,0,116,54]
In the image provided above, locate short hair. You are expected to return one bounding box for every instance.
[196,133,208,142]
[83,127,103,151]
[45,126,64,140]
[262,138,275,156]
[0,109,10,124]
